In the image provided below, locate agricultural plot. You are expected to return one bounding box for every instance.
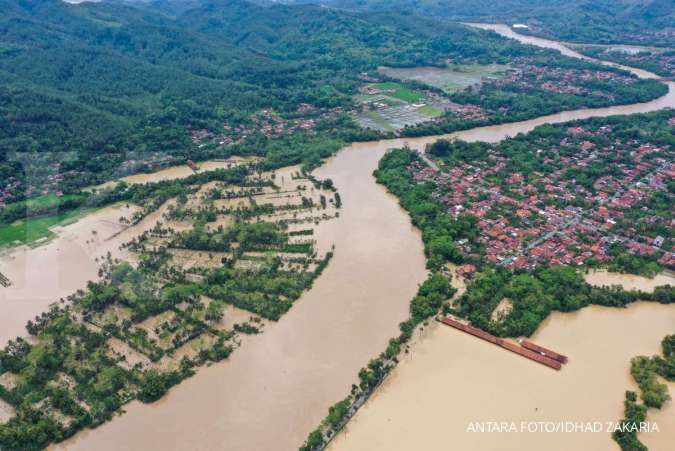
[0,163,339,448]
[353,77,475,132]
[379,64,510,94]
[354,84,441,132]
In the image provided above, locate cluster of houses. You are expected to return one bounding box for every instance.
[444,101,489,121]
[0,177,22,204]
[410,123,674,271]
[0,170,83,204]
[607,50,674,78]
[493,60,633,98]
[191,105,330,148]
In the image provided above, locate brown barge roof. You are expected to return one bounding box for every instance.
[440,317,562,370]
[521,340,568,363]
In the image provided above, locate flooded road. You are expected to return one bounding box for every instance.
[1,23,673,451]
[328,302,675,451]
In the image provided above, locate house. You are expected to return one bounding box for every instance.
[456,264,477,278]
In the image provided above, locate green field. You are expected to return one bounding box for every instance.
[0,208,90,247]
[417,105,444,118]
[353,94,404,106]
[372,82,426,103]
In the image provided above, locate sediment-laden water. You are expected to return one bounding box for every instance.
[328,302,675,451]
[0,23,671,451]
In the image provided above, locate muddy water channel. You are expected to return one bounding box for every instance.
[467,23,661,80]
[0,25,672,451]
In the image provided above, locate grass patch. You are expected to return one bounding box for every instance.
[0,208,90,247]
[417,105,443,118]
[372,82,425,103]
[23,193,82,210]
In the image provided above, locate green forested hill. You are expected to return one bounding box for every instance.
[0,0,533,198]
[289,0,675,46]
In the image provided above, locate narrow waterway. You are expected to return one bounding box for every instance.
[0,23,672,451]
[467,23,660,80]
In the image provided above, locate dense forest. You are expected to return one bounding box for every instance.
[0,0,539,203]
[289,0,675,47]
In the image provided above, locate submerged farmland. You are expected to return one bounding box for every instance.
[0,164,339,449]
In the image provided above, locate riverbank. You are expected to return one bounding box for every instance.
[315,25,675,451]
[466,24,661,80]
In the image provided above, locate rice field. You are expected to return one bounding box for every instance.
[378,64,510,93]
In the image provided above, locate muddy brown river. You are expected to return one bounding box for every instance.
[328,301,675,451]
[52,142,429,451]
[0,23,672,451]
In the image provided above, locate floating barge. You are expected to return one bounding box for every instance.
[520,340,568,364]
[440,317,563,370]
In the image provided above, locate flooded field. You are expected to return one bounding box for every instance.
[585,269,675,292]
[329,302,675,451]
[379,64,509,93]
[52,140,428,451]
[0,203,143,346]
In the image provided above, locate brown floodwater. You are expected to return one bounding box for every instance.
[52,141,428,451]
[1,26,672,450]
[328,27,675,451]
[585,269,675,292]
[328,302,675,451]
[92,157,254,190]
[466,23,660,80]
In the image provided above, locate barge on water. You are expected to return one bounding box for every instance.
[440,316,566,370]
[520,339,568,364]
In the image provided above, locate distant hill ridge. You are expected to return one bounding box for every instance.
[278,0,675,47]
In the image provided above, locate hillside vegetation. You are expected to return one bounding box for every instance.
[0,0,534,199]
[291,0,675,47]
